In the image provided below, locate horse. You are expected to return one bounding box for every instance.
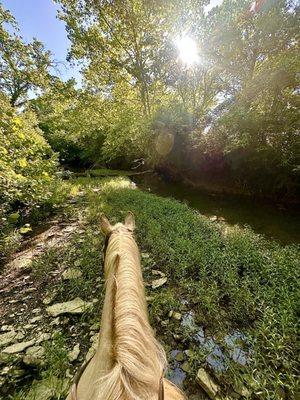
[67,212,186,400]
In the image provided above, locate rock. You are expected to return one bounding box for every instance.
[65,369,73,379]
[90,322,100,331]
[62,268,82,280]
[0,331,18,347]
[24,324,34,330]
[50,317,60,326]
[0,352,13,365]
[26,376,70,400]
[184,349,193,357]
[0,330,24,347]
[85,333,99,361]
[0,365,26,377]
[29,316,43,324]
[173,334,181,340]
[32,308,41,314]
[1,325,14,332]
[68,343,80,362]
[36,333,51,344]
[233,382,251,398]
[196,368,220,399]
[42,291,57,305]
[2,339,35,354]
[181,361,191,373]
[141,252,150,259]
[175,351,185,362]
[169,311,182,320]
[151,269,166,277]
[46,298,93,317]
[209,216,218,222]
[151,277,167,289]
[23,346,45,366]
[8,299,19,304]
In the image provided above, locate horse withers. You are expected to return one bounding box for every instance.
[67,212,186,400]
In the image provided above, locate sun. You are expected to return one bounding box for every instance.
[175,35,199,67]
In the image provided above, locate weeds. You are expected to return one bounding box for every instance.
[3,176,299,399]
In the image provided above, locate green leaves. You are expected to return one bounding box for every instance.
[0,93,58,212]
[0,4,53,107]
[19,224,32,234]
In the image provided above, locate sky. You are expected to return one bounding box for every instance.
[2,0,81,82]
[204,0,224,13]
[2,0,224,83]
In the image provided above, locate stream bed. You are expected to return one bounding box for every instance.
[133,174,300,245]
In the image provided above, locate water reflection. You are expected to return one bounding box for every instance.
[183,312,251,373]
[168,350,187,387]
[133,174,300,244]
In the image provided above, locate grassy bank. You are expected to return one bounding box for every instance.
[2,176,299,399]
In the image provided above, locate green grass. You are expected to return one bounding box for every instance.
[5,176,299,400]
[85,177,299,398]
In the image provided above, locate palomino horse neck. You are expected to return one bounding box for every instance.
[67,213,185,400]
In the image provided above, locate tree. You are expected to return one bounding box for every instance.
[0,4,53,107]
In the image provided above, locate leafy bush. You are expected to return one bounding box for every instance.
[0,94,59,260]
[0,94,58,211]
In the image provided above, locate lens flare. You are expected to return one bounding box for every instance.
[175,36,199,67]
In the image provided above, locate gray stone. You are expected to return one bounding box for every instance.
[85,333,99,361]
[24,324,34,330]
[151,269,166,277]
[233,382,251,398]
[50,317,60,326]
[46,298,93,317]
[0,331,17,347]
[62,268,82,280]
[29,316,43,324]
[68,343,80,362]
[90,322,100,331]
[151,277,167,289]
[141,252,150,259]
[0,330,24,347]
[23,346,45,366]
[175,351,185,362]
[196,368,220,399]
[1,325,14,332]
[42,291,57,305]
[2,339,35,354]
[0,352,12,365]
[169,311,182,320]
[36,333,51,344]
[26,376,70,400]
[181,361,190,373]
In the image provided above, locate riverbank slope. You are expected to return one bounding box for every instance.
[0,176,298,399]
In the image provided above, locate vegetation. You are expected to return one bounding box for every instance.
[0,1,299,399]
[42,0,299,199]
[3,177,299,399]
[0,93,62,262]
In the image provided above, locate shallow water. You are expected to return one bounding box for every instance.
[133,174,300,245]
[167,311,252,394]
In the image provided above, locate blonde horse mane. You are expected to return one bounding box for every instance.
[97,213,167,400]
